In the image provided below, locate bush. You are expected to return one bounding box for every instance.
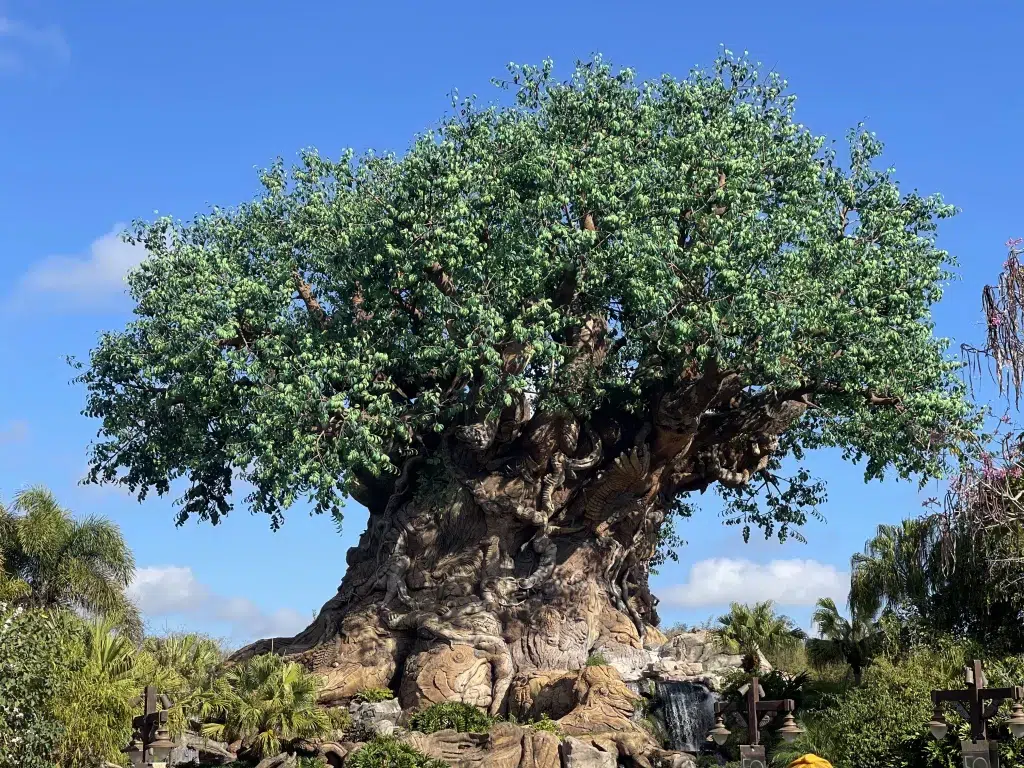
[409,702,494,734]
[354,686,396,703]
[0,604,75,768]
[585,652,609,667]
[347,736,448,768]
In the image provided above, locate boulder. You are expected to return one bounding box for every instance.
[349,696,403,739]
[560,737,616,768]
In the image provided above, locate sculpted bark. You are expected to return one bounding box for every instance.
[233,370,810,710]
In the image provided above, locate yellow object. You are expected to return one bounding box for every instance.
[787,756,832,768]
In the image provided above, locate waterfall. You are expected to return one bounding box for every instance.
[654,680,719,753]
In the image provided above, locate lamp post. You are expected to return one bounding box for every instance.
[123,685,176,768]
[928,660,1024,768]
[707,675,804,768]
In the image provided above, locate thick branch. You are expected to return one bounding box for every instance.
[293,270,329,329]
[424,262,457,297]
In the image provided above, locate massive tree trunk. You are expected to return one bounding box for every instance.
[235,360,810,713]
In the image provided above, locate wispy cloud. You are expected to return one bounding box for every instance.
[661,557,849,608]
[0,15,69,74]
[8,225,148,312]
[128,565,309,643]
[0,419,28,444]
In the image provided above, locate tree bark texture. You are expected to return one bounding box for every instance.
[234,364,809,711]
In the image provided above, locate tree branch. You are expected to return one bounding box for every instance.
[293,270,329,329]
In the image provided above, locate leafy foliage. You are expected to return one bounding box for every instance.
[408,701,494,734]
[0,487,139,634]
[851,513,1024,653]
[347,737,449,768]
[0,604,76,768]
[77,53,970,535]
[53,616,139,768]
[805,597,881,684]
[712,601,806,671]
[199,652,333,758]
[585,651,610,667]
[354,686,396,703]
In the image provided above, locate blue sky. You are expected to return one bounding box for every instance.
[1,0,1021,646]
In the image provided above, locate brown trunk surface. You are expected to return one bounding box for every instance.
[234,365,806,712]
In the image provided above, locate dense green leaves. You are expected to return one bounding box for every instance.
[77,53,970,527]
[408,701,494,734]
[0,604,75,768]
[198,653,334,758]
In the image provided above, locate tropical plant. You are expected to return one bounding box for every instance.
[585,652,610,667]
[805,597,881,685]
[137,632,225,734]
[408,702,494,734]
[0,487,139,635]
[851,512,1024,653]
[353,686,396,703]
[199,652,333,759]
[713,601,807,672]
[52,616,140,767]
[346,736,448,768]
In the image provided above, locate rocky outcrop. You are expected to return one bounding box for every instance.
[593,629,749,691]
[403,723,560,768]
[349,696,403,739]
[510,664,649,738]
[401,643,496,711]
[560,737,616,768]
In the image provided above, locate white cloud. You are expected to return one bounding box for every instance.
[661,557,849,608]
[11,225,148,310]
[129,565,308,642]
[0,419,28,444]
[0,15,69,74]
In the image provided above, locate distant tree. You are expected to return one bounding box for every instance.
[713,600,806,672]
[805,597,881,685]
[851,511,1024,653]
[0,487,139,635]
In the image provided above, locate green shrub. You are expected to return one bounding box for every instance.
[524,713,562,736]
[354,686,396,704]
[585,652,609,667]
[409,702,493,734]
[347,736,448,768]
[0,604,76,768]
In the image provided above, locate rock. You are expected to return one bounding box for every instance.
[650,750,698,768]
[349,697,403,738]
[402,724,559,768]
[400,643,495,711]
[560,737,617,768]
[558,665,646,736]
[308,611,398,704]
[170,732,237,764]
[509,670,578,721]
[644,631,748,691]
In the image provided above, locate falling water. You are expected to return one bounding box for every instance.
[654,680,719,752]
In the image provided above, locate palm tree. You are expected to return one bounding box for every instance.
[849,518,938,619]
[140,633,225,731]
[805,597,880,685]
[0,487,140,634]
[200,653,333,759]
[712,601,807,673]
[53,616,139,766]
